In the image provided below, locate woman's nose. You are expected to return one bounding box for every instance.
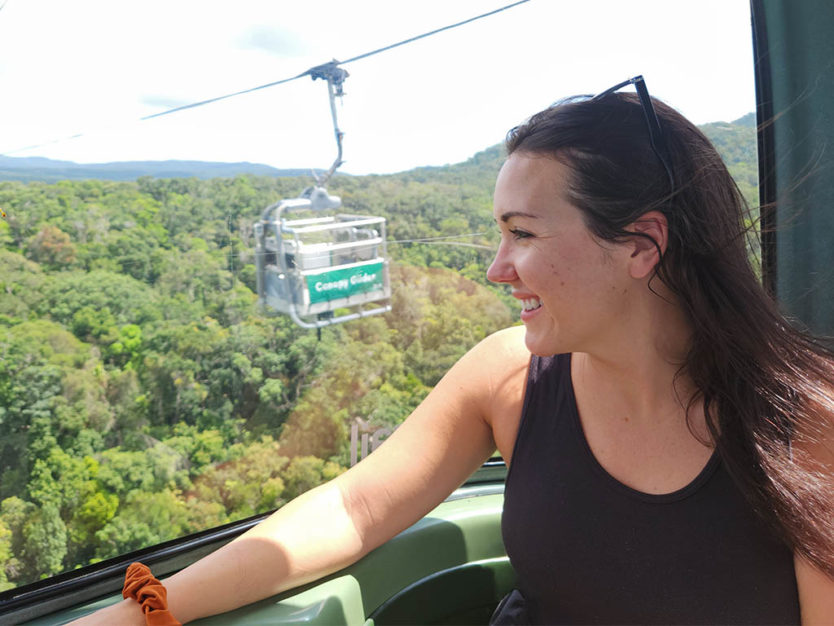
[487,244,517,284]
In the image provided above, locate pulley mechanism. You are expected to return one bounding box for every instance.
[254,61,392,329]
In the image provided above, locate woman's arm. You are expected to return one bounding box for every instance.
[72,327,529,624]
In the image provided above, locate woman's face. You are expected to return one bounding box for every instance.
[487,152,632,356]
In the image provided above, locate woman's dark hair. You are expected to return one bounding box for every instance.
[506,93,834,576]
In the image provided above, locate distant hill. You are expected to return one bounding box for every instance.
[1,113,756,184]
[403,113,757,194]
[731,112,756,127]
[698,113,758,207]
[0,155,315,182]
[700,116,757,165]
[400,144,505,189]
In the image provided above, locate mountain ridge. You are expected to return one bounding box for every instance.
[0,155,314,182]
[0,113,755,183]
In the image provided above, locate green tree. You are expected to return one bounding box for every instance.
[94,490,189,559]
[190,436,288,518]
[281,455,344,501]
[37,269,159,329]
[0,497,33,584]
[107,323,143,369]
[20,503,67,580]
[0,518,14,591]
[0,250,46,320]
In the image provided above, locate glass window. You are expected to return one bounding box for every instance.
[0,0,756,593]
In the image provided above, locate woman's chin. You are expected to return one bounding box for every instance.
[523,330,562,357]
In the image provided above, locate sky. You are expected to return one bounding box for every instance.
[0,0,757,175]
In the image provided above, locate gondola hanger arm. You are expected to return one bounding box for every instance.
[309,60,349,187]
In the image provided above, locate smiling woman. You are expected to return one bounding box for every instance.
[488,85,834,623]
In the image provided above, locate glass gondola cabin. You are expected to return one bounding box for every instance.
[254,186,392,328]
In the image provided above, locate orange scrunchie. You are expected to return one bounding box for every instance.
[122,562,182,626]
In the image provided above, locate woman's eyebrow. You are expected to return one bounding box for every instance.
[498,211,540,222]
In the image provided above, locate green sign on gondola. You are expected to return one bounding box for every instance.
[306,261,385,304]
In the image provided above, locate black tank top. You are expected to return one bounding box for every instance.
[501,354,800,624]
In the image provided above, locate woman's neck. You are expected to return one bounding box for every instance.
[573,283,701,429]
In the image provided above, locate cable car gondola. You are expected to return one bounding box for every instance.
[254,186,391,328]
[254,62,391,329]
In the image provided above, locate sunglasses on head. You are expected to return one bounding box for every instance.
[591,75,675,194]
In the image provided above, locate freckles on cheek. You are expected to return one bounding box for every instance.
[547,260,570,288]
[547,263,565,287]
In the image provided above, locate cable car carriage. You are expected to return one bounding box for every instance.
[254,62,392,328]
[254,186,391,328]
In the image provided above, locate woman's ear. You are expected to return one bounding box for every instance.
[627,211,668,279]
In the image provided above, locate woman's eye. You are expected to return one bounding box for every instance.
[509,228,533,239]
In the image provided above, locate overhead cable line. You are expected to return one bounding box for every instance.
[140,0,530,120]
[2,0,530,155]
[320,1,530,66]
[387,232,488,245]
[139,72,307,121]
[392,240,495,251]
[142,0,530,121]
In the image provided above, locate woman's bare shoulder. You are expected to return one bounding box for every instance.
[456,326,531,460]
[464,325,530,368]
[450,326,530,395]
[438,326,529,411]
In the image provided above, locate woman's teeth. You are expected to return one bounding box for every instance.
[521,298,542,311]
